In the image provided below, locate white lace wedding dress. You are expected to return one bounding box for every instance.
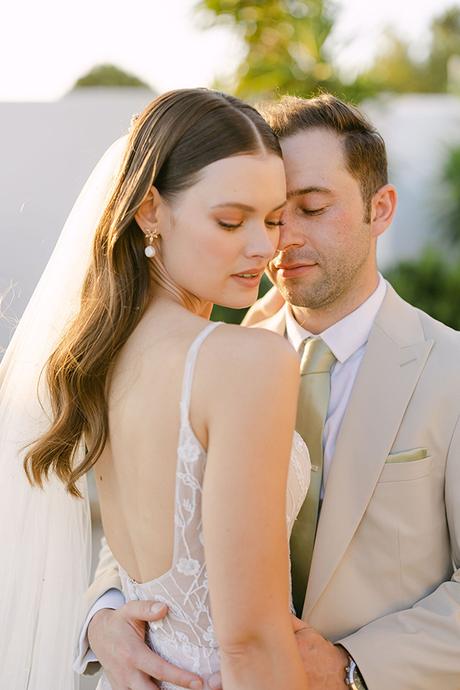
[98,321,311,690]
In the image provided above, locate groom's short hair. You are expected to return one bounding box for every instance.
[259,94,388,216]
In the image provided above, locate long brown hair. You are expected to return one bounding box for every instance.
[24,88,282,497]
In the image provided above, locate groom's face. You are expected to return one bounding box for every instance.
[266,127,374,309]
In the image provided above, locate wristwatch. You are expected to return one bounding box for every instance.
[345,656,367,689]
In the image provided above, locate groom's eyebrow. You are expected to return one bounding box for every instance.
[287,186,331,198]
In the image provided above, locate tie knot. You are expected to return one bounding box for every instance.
[299,337,336,376]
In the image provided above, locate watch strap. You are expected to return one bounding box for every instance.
[345,657,367,690]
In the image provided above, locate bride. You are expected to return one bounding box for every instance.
[0,88,310,690]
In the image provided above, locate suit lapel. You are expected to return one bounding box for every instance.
[303,286,433,617]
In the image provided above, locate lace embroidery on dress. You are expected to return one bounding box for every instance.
[99,321,310,690]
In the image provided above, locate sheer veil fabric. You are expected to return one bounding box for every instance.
[0,137,127,689]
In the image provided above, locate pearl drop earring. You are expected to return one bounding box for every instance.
[144,229,160,258]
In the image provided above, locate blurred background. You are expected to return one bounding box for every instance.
[3,0,460,341]
[1,1,460,686]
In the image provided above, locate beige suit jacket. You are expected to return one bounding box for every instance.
[79,285,460,689]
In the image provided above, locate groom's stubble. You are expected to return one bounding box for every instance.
[269,234,371,311]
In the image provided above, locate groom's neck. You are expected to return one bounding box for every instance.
[291,272,380,335]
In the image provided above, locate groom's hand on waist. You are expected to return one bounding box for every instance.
[88,600,204,690]
[291,615,348,690]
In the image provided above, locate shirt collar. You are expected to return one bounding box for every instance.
[285,274,387,364]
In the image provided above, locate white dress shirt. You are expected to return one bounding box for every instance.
[75,588,125,671]
[78,274,387,669]
[285,273,387,492]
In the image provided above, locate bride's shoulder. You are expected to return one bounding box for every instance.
[201,322,299,388]
[211,321,296,357]
[198,323,300,433]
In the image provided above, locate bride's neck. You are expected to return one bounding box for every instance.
[151,283,213,319]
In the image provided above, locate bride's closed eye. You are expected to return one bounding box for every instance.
[218,220,243,229]
[217,218,285,230]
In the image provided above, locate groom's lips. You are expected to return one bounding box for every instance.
[275,262,318,278]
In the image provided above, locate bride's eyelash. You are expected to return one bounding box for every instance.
[218,221,242,229]
[218,220,285,230]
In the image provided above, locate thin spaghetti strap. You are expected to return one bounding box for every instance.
[180,321,223,423]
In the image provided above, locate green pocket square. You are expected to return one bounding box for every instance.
[386,448,429,463]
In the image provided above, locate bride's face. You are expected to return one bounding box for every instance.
[156,153,286,309]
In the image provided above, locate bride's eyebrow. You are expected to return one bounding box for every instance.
[212,201,286,212]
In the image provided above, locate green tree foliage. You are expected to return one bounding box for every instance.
[385,248,460,330]
[356,7,460,96]
[196,0,341,99]
[443,144,460,245]
[196,2,460,100]
[429,7,460,91]
[352,32,430,98]
[74,64,151,89]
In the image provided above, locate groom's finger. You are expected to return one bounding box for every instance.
[208,672,223,690]
[290,613,311,633]
[120,600,169,623]
[136,648,203,690]
[126,669,160,690]
[106,669,158,690]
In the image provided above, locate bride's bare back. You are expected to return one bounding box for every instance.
[95,302,213,583]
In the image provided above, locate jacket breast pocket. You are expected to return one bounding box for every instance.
[379,448,432,483]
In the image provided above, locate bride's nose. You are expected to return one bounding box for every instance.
[245,224,277,260]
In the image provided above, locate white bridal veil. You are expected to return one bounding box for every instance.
[0,136,127,689]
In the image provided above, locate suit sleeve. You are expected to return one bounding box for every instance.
[241,286,284,327]
[73,536,124,676]
[338,414,460,690]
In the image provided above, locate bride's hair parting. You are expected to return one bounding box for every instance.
[23,88,281,497]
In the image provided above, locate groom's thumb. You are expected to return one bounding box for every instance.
[121,599,169,622]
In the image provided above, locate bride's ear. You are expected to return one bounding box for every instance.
[135,186,163,234]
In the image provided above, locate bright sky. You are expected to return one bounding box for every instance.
[1,0,458,101]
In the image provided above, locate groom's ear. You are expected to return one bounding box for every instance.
[370,183,397,238]
[135,185,163,233]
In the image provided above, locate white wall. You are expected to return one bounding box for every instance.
[367,94,460,267]
[0,88,154,353]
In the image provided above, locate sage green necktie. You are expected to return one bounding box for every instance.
[290,337,336,617]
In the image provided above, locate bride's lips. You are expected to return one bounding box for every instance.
[275,263,318,278]
[230,267,265,288]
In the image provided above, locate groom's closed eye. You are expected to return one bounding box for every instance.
[301,207,328,216]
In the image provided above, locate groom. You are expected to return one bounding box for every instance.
[76,95,460,689]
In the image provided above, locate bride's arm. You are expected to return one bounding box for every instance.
[202,326,307,690]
